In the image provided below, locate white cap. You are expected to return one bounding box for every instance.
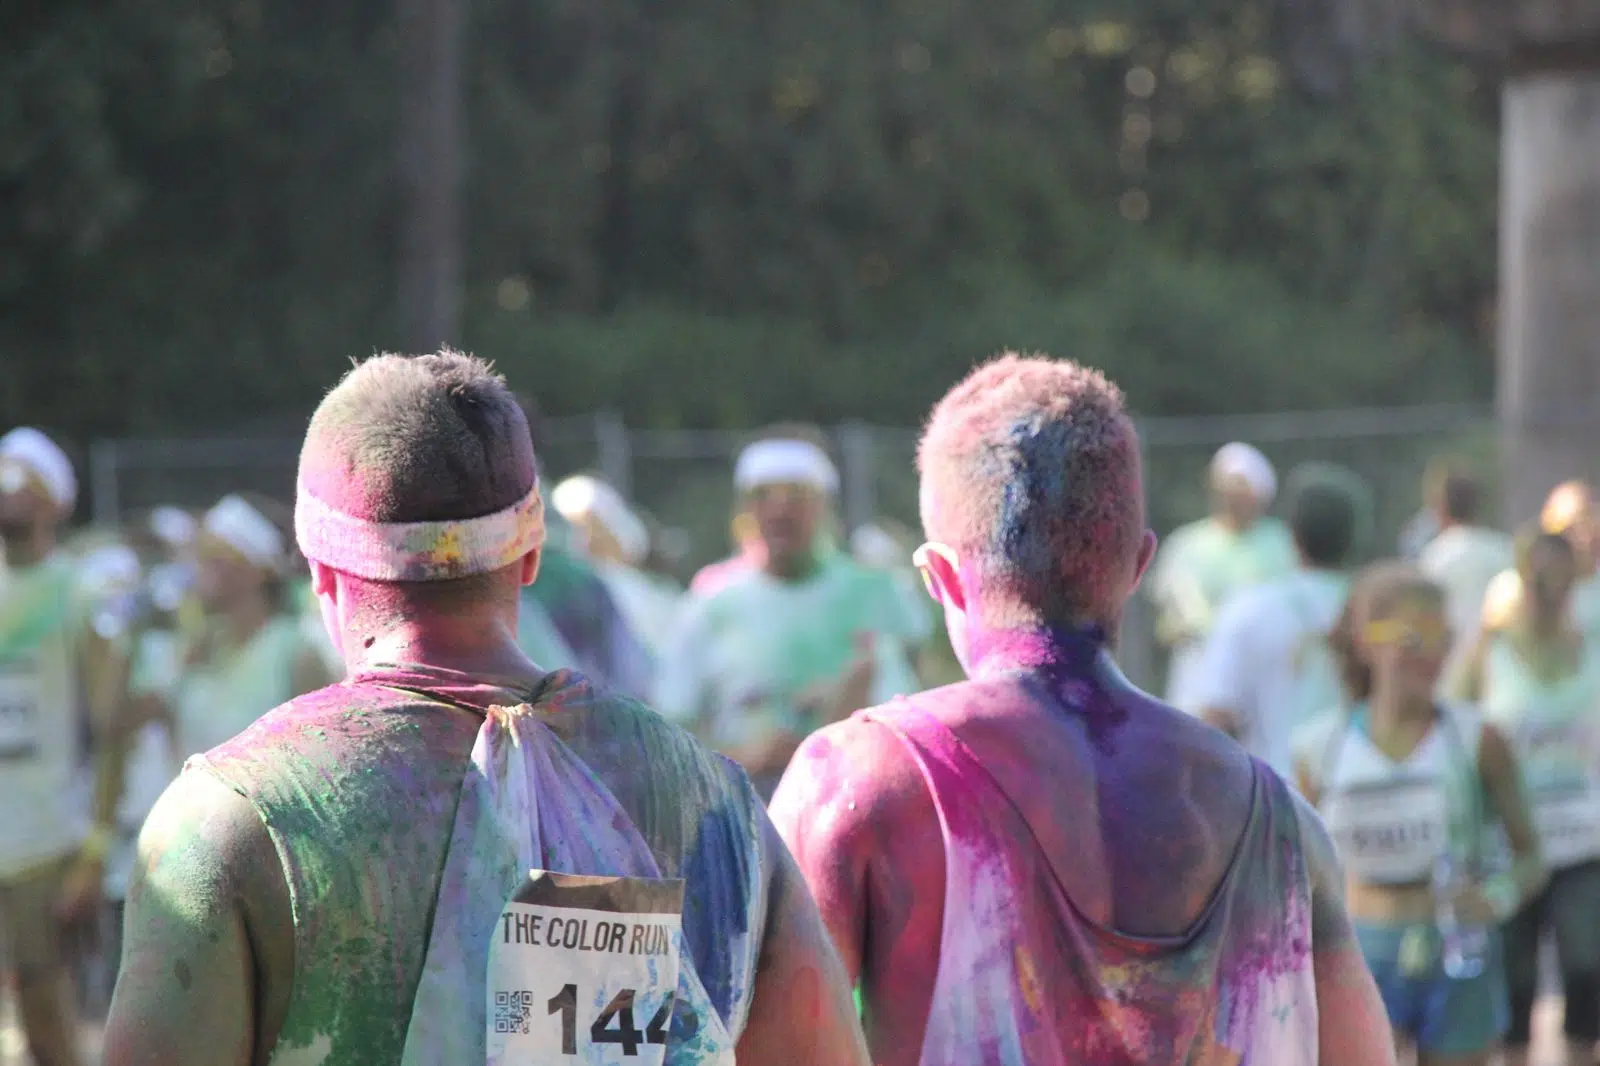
[550,476,650,566]
[149,506,198,550]
[203,495,286,571]
[1210,442,1277,504]
[0,428,76,512]
[734,439,839,495]
[79,543,142,598]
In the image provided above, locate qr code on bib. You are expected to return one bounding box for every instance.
[494,990,535,1034]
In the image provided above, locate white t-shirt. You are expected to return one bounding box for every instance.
[1192,569,1349,779]
[1418,525,1513,682]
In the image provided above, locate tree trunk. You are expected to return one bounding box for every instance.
[395,0,465,352]
[1497,68,1600,522]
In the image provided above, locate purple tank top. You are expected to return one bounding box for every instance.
[866,701,1318,1065]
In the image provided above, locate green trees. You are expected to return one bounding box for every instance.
[0,0,1500,438]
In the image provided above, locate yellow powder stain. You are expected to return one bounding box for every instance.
[422,527,467,569]
[1015,944,1044,1016]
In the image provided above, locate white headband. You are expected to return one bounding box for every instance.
[1211,442,1277,503]
[734,439,839,495]
[550,475,649,565]
[295,481,546,582]
[0,428,76,511]
[204,495,286,571]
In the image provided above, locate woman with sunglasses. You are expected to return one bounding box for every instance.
[1456,530,1600,1066]
[1295,562,1543,1065]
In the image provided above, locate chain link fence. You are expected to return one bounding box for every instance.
[86,404,1500,689]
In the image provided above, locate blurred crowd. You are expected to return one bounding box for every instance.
[4,402,1600,1063]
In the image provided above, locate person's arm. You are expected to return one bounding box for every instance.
[735,814,870,1065]
[1467,723,1546,921]
[103,771,268,1066]
[770,719,943,1066]
[58,627,133,923]
[1291,793,1397,1066]
[1446,628,1493,704]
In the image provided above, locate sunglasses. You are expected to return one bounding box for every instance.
[1363,617,1451,655]
[911,541,959,599]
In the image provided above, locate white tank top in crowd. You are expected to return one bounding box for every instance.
[1297,703,1484,885]
[0,560,87,879]
[1481,637,1600,870]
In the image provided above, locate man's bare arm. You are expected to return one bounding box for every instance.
[735,815,869,1065]
[1293,792,1396,1066]
[103,771,265,1066]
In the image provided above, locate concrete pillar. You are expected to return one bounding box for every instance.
[1498,72,1600,522]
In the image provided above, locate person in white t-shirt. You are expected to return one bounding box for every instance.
[1194,464,1366,779]
[1417,464,1513,691]
[1149,442,1299,713]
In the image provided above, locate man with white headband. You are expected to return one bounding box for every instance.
[655,425,924,798]
[0,427,129,1066]
[551,474,682,657]
[105,352,865,1066]
[1149,440,1298,713]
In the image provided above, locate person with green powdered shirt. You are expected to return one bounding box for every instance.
[1150,441,1298,714]
[0,428,131,1066]
[1194,463,1368,781]
[103,352,867,1066]
[654,425,927,799]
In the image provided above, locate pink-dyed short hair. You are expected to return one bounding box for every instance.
[918,352,1145,620]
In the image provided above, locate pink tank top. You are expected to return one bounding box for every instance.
[867,702,1318,1065]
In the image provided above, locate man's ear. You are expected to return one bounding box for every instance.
[1129,529,1158,593]
[310,559,338,598]
[518,548,542,588]
[927,550,966,613]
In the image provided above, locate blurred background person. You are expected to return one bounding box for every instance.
[1150,441,1297,713]
[848,518,937,679]
[163,494,329,759]
[550,473,681,659]
[1417,461,1513,694]
[1457,529,1600,1066]
[691,510,765,598]
[656,425,923,798]
[0,428,129,1066]
[514,397,653,698]
[1193,462,1368,779]
[1294,563,1542,1066]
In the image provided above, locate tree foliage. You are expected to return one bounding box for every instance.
[0,0,1500,441]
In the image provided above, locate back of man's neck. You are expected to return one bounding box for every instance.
[349,616,535,681]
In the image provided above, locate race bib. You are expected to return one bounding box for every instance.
[0,662,41,761]
[1324,777,1450,884]
[487,871,688,1066]
[1532,780,1600,869]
